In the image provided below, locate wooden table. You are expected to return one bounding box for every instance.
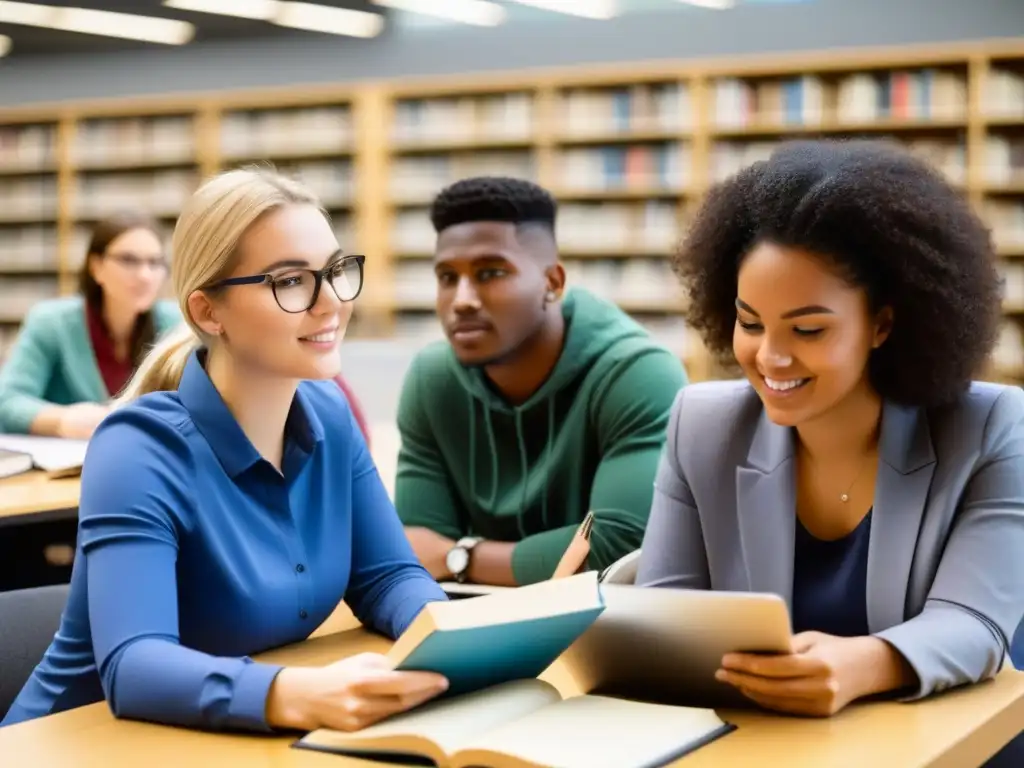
[1,610,1022,768]
[0,471,80,526]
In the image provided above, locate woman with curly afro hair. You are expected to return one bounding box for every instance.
[634,140,1024,740]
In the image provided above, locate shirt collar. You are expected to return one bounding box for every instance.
[178,349,325,478]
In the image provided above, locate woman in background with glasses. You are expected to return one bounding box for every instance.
[1,167,450,733]
[0,211,181,438]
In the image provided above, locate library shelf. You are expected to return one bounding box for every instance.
[1,37,1023,380]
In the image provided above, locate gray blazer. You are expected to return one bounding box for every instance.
[636,379,1024,700]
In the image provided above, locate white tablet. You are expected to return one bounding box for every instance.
[559,585,794,710]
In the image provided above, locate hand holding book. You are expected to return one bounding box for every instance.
[266,651,449,732]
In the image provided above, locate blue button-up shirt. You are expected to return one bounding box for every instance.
[2,350,446,731]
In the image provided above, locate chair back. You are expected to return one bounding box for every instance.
[0,583,68,719]
[599,549,642,585]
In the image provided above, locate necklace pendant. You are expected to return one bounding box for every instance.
[840,493,850,502]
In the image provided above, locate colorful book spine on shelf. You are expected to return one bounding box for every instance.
[714,68,967,128]
[560,83,688,135]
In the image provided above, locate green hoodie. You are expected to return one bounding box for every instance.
[394,287,688,585]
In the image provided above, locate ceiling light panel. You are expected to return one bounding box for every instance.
[162,0,281,20]
[373,0,505,27]
[275,1,384,37]
[505,0,618,19]
[672,0,736,9]
[162,0,384,38]
[0,1,195,44]
[0,0,48,24]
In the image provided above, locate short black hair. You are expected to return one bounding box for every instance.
[674,138,1002,408]
[430,176,557,234]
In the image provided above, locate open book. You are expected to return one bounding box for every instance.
[294,678,734,768]
[388,571,604,696]
[0,435,88,478]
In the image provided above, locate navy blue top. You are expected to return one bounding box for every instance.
[1,350,446,732]
[791,510,872,637]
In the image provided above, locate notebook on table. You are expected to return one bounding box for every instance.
[294,677,735,768]
[0,436,89,478]
[0,448,33,480]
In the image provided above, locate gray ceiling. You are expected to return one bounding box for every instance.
[0,0,388,57]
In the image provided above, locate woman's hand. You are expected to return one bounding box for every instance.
[266,652,449,732]
[715,631,916,717]
[57,402,111,439]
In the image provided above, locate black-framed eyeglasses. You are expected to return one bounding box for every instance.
[204,254,365,314]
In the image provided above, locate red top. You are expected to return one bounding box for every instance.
[85,303,135,399]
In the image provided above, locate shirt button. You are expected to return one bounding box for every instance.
[299,609,308,620]
[296,563,305,573]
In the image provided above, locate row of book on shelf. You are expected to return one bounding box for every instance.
[712,68,969,128]
[6,135,1024,226]
[4,65,1024,165]
[390,201,679,255]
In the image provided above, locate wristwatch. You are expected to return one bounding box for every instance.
[445,536,482,583]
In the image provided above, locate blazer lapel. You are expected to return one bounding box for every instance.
[736,410,797,606]
[866,401,936,632]
[62,306,109,401]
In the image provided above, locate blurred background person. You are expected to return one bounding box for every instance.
[0,211,181,438]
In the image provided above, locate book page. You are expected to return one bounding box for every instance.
[453,694,729,768]
[300,679,562,759]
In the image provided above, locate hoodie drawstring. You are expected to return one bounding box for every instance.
[515,410,528,538]
[468,395,501,511]
[467,394,557,537]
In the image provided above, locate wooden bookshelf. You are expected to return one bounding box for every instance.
[1,38,1023,380]
[0,114,61,352]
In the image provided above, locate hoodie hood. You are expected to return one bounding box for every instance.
[447,286,663,537]
[450,286,653,412]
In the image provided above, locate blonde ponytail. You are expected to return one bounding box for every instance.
[114,165,322,406]
[115,322,201,405]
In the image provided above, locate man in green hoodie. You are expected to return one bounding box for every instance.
[395,176,688,586]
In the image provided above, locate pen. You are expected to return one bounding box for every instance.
[552,510,595,579]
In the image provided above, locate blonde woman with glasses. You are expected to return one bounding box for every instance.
[1,168,450,733]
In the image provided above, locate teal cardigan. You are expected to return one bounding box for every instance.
[0,297,182,434]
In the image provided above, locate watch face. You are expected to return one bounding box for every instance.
[446,546,469,575]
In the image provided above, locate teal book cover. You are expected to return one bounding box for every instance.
[396,606,605,695]
[389,572,606,697]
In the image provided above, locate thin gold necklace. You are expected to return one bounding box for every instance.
[839,453,874,503]
[801,447,875,503]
